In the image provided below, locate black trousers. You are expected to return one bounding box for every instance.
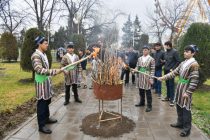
[130,65,136,84]
[139,88,152,108]
[131,73,135,84]
[65,84,79,102]
[165,70,175,101]
[37,98,51,128]
[121,69,130,84]
[176,105,192,133]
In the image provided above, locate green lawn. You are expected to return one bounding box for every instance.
[0,62,63,113]
[193,80,210,114]
[192,80,210,136]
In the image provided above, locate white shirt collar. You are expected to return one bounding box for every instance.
[35,49,49,68]
[67,53,75,62]
[182,57,195,70]
[142,55,150,63]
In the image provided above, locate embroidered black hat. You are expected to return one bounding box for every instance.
[185,44,199,53]
[143,45,150,50]
[67,42,75,48]
[35,36,45,45]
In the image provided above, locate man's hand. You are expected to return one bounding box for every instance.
[160,59,165,63]
[157,77,163,81]
[56,69,63,74]
[182,93,189,99]
[63,69,69,75]
[149,79,154,85]
[131,69,136,74]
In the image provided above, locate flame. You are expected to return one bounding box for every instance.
[92,47,100,58]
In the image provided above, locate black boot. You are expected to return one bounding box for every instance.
[135,102,145,107]
[64,84,70,106]
[75,99,82,103]
[72,84,82,103]
[136,88,145,107]
[145,107,152,112]
[145,89,152,112]
[170,123,183,128]
[63,101,69,105]
[39,126,52,134]
[180,130,190,137]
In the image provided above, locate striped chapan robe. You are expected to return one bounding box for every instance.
[61,53,82,85]
[31,49,58,100]
[136,55,155,90]
[162,57,199,110]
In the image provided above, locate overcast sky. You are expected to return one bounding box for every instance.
[103,0,157,42]
[104,0,154,22]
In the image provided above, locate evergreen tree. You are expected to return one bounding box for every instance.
[178,23,210,85]
[71,34,86,53]
[139,34,149,53]
[0,32,18,62]
[20,28,52,80]
[133,15,142,50]
[122,15,133,47]
[51,27,68,49]
[86,24,102,44]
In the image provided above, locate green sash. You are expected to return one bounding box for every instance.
[179,77,189,84]
[35,73,48,83]
[139,67,148,73]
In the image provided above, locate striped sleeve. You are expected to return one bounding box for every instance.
[135,59,139,70]
[185,63,199,95]
[150,58,155,80]
[31,54,57,76]
[162,63,181,80]
[61,56,68,67]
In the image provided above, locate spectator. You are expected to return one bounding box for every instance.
[153,42,165,98]
[162,41,181,106]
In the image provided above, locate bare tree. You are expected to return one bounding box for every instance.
[84,9,125,45]
[23,0,60,31]
[0,0,25,33]
[146,10,167,44]
[103,23,119,47]
[154,0,187,41]
[88,9,124,28]
[0,0,8,13]
[62,0,102,35]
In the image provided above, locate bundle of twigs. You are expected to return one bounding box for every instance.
[92,49,123,85]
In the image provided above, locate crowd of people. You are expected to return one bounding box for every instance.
[31,36,199,137]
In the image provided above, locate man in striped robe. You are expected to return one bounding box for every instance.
[61,42,82,105]
[31,36,62,134]
[135,46,155,112]
[158,45,199,137]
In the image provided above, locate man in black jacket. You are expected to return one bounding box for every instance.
[162,41,180,106]
[127,47,139,84]
[153,43,164,98]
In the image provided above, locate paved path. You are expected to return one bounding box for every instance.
[4,83,209,140]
